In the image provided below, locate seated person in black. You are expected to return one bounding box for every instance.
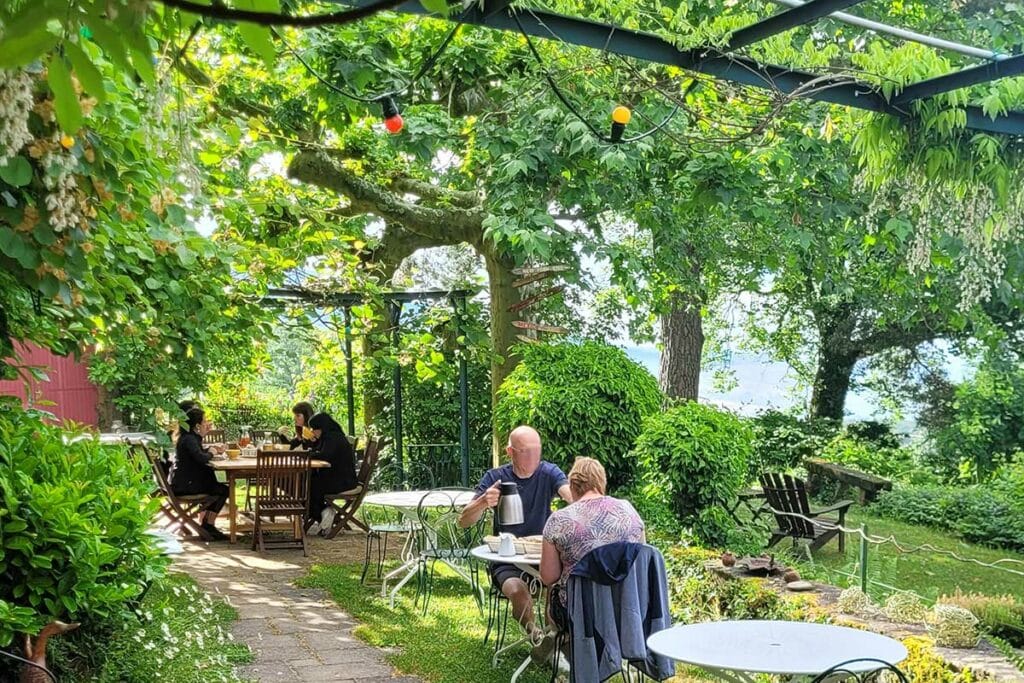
[169,407,229,541]
[279,401,316,448]
[305,412,359,536]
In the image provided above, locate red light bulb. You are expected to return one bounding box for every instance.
[380,96,403,134]
[385,114,404,134]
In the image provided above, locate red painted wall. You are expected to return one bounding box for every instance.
[0,343,99,426]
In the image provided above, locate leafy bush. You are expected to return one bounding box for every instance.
[872,485,1024,550]
[0,406,165,647]
[46,574,251,682]
[922,363,1024,480]
[820,434,916,480]
[633,402,751,544]
[203,377,291,436]
[749,410,839,477]
[618,481,682,541]
[494,341,662,489]
[845,420,901,448]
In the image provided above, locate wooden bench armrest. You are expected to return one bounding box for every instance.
[810,500,854,516]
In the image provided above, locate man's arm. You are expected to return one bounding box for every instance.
[458,480,500,528]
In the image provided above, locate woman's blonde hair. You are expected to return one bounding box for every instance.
[568,457,607,498]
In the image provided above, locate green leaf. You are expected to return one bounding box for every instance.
[64,40,107,104]
[420,0,451,14]
[47,55,83,134]
[122,29,156,85]
[0,27,61,69]
[86,21,132,74]
[0,156,33,188]
[237,24,276,67]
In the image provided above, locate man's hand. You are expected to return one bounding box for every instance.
[483,480,501,508]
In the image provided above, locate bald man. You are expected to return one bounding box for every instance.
[459,425,572,647]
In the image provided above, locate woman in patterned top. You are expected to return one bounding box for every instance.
[540,457,645,624]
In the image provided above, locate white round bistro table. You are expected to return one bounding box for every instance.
[363,490,475,607]
[470,545,544,683]
[647,620,908,683]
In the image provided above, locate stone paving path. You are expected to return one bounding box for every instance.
[173,533,421,683]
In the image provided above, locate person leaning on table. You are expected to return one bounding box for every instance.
[305,412,359,537]
[169,407,229,541]
[540,457,645,630]
[458,425,572,649]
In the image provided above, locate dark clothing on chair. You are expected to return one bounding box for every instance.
[170,431,228,513]
[308,414,358,519]
[564,542,674,683]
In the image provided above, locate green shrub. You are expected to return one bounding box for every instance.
[618,480,682,542]
[633,402,751,544]
[872,485,1024,550]
[749,410,839,478]
[0,406,166,647]
[203,377,291,436]
[494,341,662,489]
[923,363,1024,480]
[47,574,251,682]
[820,434,916,480]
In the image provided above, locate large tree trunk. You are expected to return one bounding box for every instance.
[809,345,859,420]
[659,296,704,400]
[484,250,521,464]
[656,235,704,401]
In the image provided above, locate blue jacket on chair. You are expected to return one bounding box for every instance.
[565,542,675,682]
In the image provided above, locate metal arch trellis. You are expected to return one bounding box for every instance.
[262,286,474,487]
[336,0,1024,137]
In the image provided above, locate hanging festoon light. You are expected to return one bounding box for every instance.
[380,95,404,134]
[609,105,631,143]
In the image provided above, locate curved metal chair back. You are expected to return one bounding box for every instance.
[810,658,910,682]
[416,487,482,556]
[0,649,59,682]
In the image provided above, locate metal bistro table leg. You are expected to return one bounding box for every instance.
[706,668,759,683]
[228,471,238,544]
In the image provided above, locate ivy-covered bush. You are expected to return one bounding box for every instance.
[633,402,751,543]
[749,410,839,478]
[0,405,165,647]
[872,484,1024,550]
[494,342,662,489]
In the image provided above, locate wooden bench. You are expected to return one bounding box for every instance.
[804,458,892,504]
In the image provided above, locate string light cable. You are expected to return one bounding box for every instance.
[511,9,686,145]
[272,22,463,131]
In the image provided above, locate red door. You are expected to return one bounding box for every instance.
[0,343,99,426]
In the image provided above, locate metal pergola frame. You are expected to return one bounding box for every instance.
[345,0,1024,136]
[264,286,473,486]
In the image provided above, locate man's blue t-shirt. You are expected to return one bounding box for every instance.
[473,461,568,536]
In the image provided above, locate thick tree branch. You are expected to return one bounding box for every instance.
[288,150,486,246]
[390,177,480,209]
[156,0,404,27]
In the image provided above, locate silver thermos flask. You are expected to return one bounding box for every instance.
[498,482,524,527]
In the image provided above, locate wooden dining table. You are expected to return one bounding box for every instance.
[210,451,330,543]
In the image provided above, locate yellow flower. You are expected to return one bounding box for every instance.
[60,134,75,149]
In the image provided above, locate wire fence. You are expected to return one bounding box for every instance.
[742,505,1024,602]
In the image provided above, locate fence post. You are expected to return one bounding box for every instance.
[859,524,869,594]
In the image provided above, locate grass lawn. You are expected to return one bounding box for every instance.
[298,563,719,683]
[787,508,1024,602]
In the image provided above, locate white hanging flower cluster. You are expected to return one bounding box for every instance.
[42,135,81,231]
[858,169,1024,311]
[0,68,34,166]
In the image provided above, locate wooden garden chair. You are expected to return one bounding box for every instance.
[322,436,389,538]
[144,445,214,542]
[759,472,853,553]
[251,451,311,556]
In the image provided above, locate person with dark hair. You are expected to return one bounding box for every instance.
[280,401,316,448]
[305,412,359,536]
[169,407,229,541]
